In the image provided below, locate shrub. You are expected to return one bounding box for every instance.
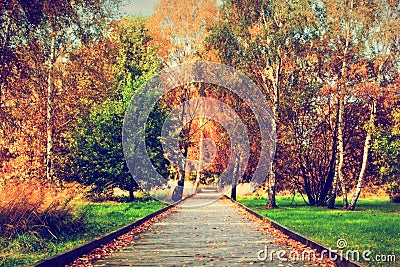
[387,180,400,203]
[0,179,87,239]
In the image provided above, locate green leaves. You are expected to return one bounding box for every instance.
[61,17,168,200]
[372,108,400,186]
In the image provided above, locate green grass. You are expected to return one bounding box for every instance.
[0,200,165,267]
[238,195,400,266]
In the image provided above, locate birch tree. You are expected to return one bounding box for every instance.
[0,0,117,181]
[321,0,373,209]
[349,0,400,210]
[148,0,218,200]
[208,0,317,208]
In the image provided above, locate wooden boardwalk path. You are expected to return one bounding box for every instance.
[92,193,311,266]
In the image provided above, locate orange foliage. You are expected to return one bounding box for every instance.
[147,0,219,64]
[0,179,84,239]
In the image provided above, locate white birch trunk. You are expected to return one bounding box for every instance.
[349,99,376,210]
[193,118,204,193]
[46,34,56,181]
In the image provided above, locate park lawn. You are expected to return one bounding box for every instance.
[0,200,165,267]
[238,196,399,266]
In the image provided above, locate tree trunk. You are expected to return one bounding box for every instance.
[129,187,135,202]
[231,155,240,201]
[334,0,353,210]
[172,171,185,201]
[349,100,375,210]
[266,79,279,209]
[266,161,278,208]
[321,146,336,207]
[336,11,352,209]
[318,97,339,208]
[172,141,189,201]
[300,163,315,206]
[328,153,340,209]
[172,93,191,201]
[46,34,56,181]
[349,63,382,210]
[0,16,11,106]
[327,103,340,208]
[193,118,204,193]
[337,91,348,209]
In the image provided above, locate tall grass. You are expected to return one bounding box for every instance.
[0,180,165,266]
[0,179,88,240]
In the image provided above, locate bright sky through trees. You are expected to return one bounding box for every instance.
[121,0,222,16]
[121,0,159,16]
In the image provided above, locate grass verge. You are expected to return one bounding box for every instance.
[0,200,165,267]
[238,196,399,267]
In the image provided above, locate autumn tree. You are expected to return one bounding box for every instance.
[0,0,117,182]
[373,104,400,203]
[148,0,219,200]
[148,0,218,65]
[62,17,164,200]
[276,41,338,206]
[207,0,317,208]
[348,0,400,210]
[311,0,376,209]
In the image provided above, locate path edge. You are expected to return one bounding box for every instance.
[31,194,194,267]
[223,195,365,267]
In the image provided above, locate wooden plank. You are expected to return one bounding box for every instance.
[224,195,365,267]
[92,194,317,267]
[31,195,194,267]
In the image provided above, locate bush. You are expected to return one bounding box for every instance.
[390,194,400,203]
[387,180,400,203]
[0,179,88,239]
